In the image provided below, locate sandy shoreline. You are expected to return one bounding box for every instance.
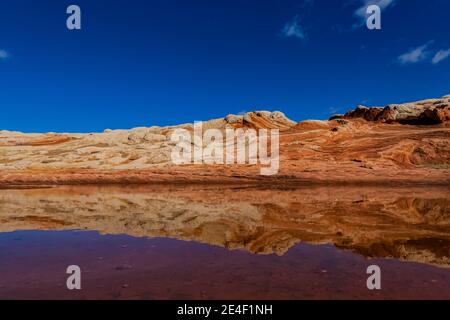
[0,166,449,188]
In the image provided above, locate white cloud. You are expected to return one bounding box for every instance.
[353,0,397,27]
[432,49,450,64]
[398,43,431,64]
[281,16,307,41]
[354,0,396,18]
[0,49,9,60]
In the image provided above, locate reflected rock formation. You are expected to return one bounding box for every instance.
[0,185,449,267]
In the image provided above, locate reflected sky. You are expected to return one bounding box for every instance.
[0,185,449,299]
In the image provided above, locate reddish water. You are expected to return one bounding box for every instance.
[0,230,449,300]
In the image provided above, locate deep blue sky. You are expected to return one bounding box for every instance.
[1,0,449,132]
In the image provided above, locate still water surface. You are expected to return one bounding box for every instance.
[0,185,449,299]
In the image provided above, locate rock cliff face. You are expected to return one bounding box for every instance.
[331,96,450,125]
[0,96,449,186]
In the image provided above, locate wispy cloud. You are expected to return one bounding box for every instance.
[354,0,396,18]
[328,106,341,115]
[398,42,432,64]
[353,0,397,27]
[432,49,450,64]
[281,15,307,41]
[0,49,9,60]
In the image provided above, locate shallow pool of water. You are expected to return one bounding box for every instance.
[0,185,449,299]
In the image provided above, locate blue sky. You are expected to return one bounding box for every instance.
[0,0,449,132]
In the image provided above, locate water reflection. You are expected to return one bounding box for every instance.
[1,185,449,267]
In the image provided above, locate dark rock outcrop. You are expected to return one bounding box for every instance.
[333,96,450,125]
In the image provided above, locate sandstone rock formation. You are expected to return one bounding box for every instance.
[225,111,297,129]
[331,96,450,125]
[0,96,449,186]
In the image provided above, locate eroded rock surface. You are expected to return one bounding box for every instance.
[0,96,449,186]
[332,95,450,125]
